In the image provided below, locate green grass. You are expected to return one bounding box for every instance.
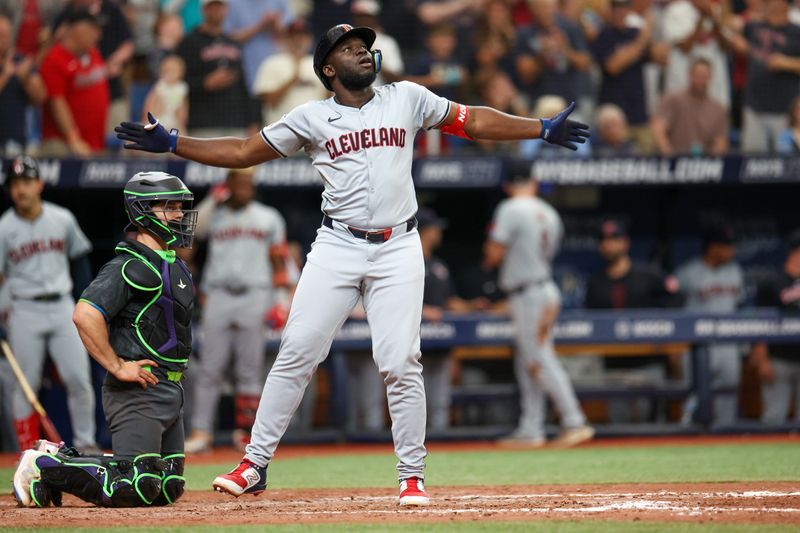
[3,442,799,491]
[0,522,795,533]
[180,442,800,490]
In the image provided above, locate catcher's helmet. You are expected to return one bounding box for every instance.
[123,172,197,249]
[5,156,40,186]
[313,24,379,91]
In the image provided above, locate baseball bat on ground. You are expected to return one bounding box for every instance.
[1,339,62,443]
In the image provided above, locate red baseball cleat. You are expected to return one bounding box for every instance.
[212,458,267,497]
[398,477,430,506]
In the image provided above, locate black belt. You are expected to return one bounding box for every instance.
[506,279,549,296]
[322,214,417,244]
[14,293,63,302]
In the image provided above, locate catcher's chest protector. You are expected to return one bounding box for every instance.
[115,240,194,366]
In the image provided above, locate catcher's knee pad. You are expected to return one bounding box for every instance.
[152,454,185,506]
[37,453,165,507]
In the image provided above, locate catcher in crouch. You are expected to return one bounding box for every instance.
[12,172,197,507]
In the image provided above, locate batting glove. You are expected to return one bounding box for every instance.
[114,112,178,153]
[539,101,590,151]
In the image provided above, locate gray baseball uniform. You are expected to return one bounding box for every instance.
[0,201,96,448]
[192,199,287,435]
[245,81,449,481]
[676,257,744,424]
[490,195,586,440]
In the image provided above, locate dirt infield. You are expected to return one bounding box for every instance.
[2,482,799,527]
[3,435,799,528]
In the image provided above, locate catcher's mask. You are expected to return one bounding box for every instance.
[313,23,381,91]
[123,172,198,249]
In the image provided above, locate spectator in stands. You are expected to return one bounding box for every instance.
[149,12,185,77]
[593,103,638,157]
[224,0,293,95]
[39,9,109,156]
[593,0,659,153]
[406,24,466,102]
[0,0,63,62]
[160,0,203,33]
[560,0,601,43]
[514,0,593,117]
[472,68,528,153]
[176,0,259,137]
[472,0,517,78]
[661,0,730,110]
[141,54,188,132]
[650,58,729,156]
[416,0,487,60]
[417,207,473,430]
[0,14,46,157]
[520,95,591,158]
[675,220,744,426]
[718,0,800,153]
[777,95,800,153]
[485,162,593,448]
[584,218,683,422]
[727,0,766,132]
[750,230,800,424]
[253,19,327,125]
[351,0,404,85]
[55,1,134,146]
[124,0,161,60]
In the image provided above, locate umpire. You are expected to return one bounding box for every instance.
[12,172,197,508]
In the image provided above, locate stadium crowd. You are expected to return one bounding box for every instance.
[1,0,800,158]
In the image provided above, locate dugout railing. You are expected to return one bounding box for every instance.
[291,309,800,440]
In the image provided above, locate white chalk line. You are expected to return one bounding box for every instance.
[209,490,800,517]
[221,490,800,506]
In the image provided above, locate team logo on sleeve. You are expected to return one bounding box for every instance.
[325,127,406,160]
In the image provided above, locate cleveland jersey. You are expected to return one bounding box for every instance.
[261,81,450,228]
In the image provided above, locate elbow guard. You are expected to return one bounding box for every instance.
[440,104,473,140]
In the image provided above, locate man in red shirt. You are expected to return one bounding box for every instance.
[39,9,109,156]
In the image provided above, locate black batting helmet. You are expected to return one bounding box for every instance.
[313,24,377,91]
[5,156,40,186]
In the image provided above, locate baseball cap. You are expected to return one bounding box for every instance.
[416,207,448,231]
[201,0,228,6]
[5,156,40,185]
[702,221,736,246]
[610,0,631,6]
[313,24,377,90]
[599,218,628,240]
[504,159,535,184]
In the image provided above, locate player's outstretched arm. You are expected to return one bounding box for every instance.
[441,101,590,151]
[115,112,280,168]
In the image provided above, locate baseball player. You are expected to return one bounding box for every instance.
[114,23,589,505]
[750,230,800,424]
[0,156,99,453]
[484,162,593,448]
[675,221,744,425]
[12,172,197,508]
[185,167,290,453]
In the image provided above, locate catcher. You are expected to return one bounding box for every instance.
[12,172,197,507]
